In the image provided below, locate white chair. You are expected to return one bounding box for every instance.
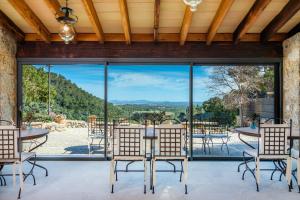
[0,126,36,199]
[241,121,293,192]
[87,116,105,154]
[152,127,188,194]
[109,126,147,193]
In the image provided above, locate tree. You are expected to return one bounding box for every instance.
[208,66,265,125]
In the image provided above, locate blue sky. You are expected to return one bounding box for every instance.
[34,64,215,102]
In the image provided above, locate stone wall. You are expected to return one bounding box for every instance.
[0,25,17,122]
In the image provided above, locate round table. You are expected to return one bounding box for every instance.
[21,128,49,176]
[21,128,49,141]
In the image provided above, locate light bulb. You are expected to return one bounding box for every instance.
[58,23,75,44]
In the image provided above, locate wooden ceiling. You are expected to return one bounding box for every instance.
[1,0,300,45]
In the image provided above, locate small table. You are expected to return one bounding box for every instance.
[21,128,49,176]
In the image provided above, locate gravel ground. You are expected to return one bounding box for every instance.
[24,128,257,157]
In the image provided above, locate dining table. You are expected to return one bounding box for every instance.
[21,128,50,176]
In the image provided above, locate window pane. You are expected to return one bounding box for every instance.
[22,64,105,156]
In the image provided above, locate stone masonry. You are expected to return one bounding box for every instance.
[283,33,300,128]
[0,25,17,122]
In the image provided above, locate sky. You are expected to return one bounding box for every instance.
[35,64,216,102]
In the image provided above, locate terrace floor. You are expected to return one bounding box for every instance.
[29,128,257,157]
[0,161,299,200]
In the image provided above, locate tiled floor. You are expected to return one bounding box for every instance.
[0,161,299,200]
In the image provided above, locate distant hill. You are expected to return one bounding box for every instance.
[23,65,123,121]
[111,100,203,107]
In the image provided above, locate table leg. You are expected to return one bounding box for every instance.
[27,135,49,177]
[237,133,256,172]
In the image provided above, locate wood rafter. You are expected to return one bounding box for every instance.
[43,0,61,16]
[179,6,193,45]
[8,0,51,43]
[233,0,271,44]
[261,0,300,42]
[119,0,131,44]
[207,0,234,45]
[25,33,286,42]
[0,10,24,41]
[81,0,104,43]
[154,0,160,42]
[287,23,300,38]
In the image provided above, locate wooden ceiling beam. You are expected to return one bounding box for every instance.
[207,0,234,45]
[8,0,51,43]
[233,0,272,44]
[0,10,24,41]
[154,0,160,42]
[25,33,286,42]
[261,0,300,42]
[81,0,104,43]
[119,0,131,44]
[287,23,300,38]
[179,6,193,45]
[43,0,61,15]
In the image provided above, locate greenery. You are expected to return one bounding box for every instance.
[23,65,123,121]
[23,65,272,127]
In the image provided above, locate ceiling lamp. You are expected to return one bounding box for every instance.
[183,0,202,12]
[56,0,78,44]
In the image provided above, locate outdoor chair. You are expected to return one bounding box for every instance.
[206,123,230,155]
[241,120,293,192]
[110,125,147,193]
[0,126,37,199]
[87,116,105,154]
[152,127,188,194]
[191,120,208,154]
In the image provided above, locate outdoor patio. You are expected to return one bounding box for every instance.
[1,0,300,199]
[1,161,299,200]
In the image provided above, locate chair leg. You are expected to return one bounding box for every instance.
[18,163,24,199]
[152,159,156,194]
[115,161,118,181]
[180,161,183,182]
[183,158,188,194]
[242,152,259,192]
[286,157,292,192]
[144,159,147,194]
[110,160,115,193]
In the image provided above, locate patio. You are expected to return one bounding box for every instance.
[1,0,300,199]
[1,161,300,200]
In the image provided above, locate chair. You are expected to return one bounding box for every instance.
[152,126,188,194]
[87,116,105,154]
[206,122,230,155]
[241,120,293,192]
[191,120,208,154]
[0,126,36,199]
[109,124,147,193]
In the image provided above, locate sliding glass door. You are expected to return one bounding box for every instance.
[22,64,105,156]
[20,62,280,159]
[192,65,276,158]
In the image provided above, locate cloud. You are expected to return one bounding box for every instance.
[109,72,189,91]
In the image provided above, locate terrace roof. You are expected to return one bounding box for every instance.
[1,0,300,45]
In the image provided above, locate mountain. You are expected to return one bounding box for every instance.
[23,65,124,121]
[111,100,203,107]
